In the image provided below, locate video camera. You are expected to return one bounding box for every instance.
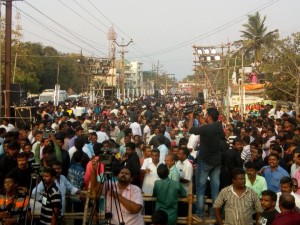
[98,147,119,172]
[183,103,203,117]
[31,163,41,178]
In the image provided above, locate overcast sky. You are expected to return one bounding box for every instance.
[9,0,300,80]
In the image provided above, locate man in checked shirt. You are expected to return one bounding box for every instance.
[214,168,263,225]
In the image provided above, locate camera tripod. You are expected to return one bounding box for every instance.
[87,171,125,225]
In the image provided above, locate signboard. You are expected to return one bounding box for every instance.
[230,95,264,106]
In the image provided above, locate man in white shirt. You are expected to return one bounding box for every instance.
[129,119,142,137]
[96,124,109,143]
[275,176,300,212]
[140,149,162,195]
[143,120,151,144]
[176,147,193,193]
[0,118,15,132]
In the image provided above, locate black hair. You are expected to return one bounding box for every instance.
[242,136,250,145]
[179,147,190,157]
[74,136,86,150]
[93,143,103,155]
[52,161,63,167]
[120,166,132,176]
[261,190,277,202]
[270,144,282,154]
[280,176,293,187]
[157,164,169,179]
[72,150,83,163]
[7,140,20,150]
[233,138,242,145]
[244,161,257,170]
[17,152,28,159]
[179,138,188,147]
[152,210,168,225]
[43,167,56,177]
[125,142,136,150]
[206,107,219,122]
[268,153,280,160]
[232,168,245,180]
[250,141,259,148]
[151,149,160,155]
[279,193,295,210]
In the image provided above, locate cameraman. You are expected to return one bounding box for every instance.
[91,166,144,225]
[187,107,225,221]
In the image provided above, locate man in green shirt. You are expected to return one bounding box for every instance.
[245,161,267,197]
[153,164,187,225]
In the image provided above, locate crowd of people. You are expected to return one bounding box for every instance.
[0,95,300,225]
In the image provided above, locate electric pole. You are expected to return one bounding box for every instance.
[114,39,133,99]
[5,0,13,117]
[13,9,22,83]
[154,61,163,90]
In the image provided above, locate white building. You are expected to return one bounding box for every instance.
[125,61,144,97]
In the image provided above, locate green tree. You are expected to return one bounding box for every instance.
[241,12,278,62]
[264,32,300,114]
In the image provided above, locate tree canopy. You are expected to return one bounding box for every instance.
[240,12,278,62]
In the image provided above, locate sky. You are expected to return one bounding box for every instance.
[7,0,300,80]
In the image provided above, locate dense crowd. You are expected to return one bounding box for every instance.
[0,95,300,225]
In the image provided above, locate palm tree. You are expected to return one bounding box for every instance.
[241,12,278,62]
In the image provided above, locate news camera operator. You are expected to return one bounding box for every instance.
[187,107,225,221]
[90,166,144,225]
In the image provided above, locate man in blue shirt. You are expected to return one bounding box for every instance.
[261,153,289,193]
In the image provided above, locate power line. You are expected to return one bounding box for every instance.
[85,0,156,63]
[14,5,101,57]
[71,0,110,30]
[21,28,79,52]
[56,0,107,39]
[136,0,280,58]
[23,0,107,56]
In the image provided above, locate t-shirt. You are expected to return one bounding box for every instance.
[40,183,62,225]
[258,209,278,225]
[189,121,224,166]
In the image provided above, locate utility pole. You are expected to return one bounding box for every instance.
[114,39,133,99]
[4,0,13,117]
[0,0,3,116]
[13,9,22,83]
[154,61,163,90]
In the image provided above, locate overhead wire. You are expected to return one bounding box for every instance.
[23,0,107,56]
[56,0,107,38]
[85,0,154,62]
[69,0,150,61]
[14,4,101,57]
[135,0,280,58]
[22,28,80,53]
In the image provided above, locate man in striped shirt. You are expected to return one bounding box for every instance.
[40,168,62,225]
[214,168,263,225]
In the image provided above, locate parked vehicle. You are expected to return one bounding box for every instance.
[39,89,67,105]
[67,94,82,102]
